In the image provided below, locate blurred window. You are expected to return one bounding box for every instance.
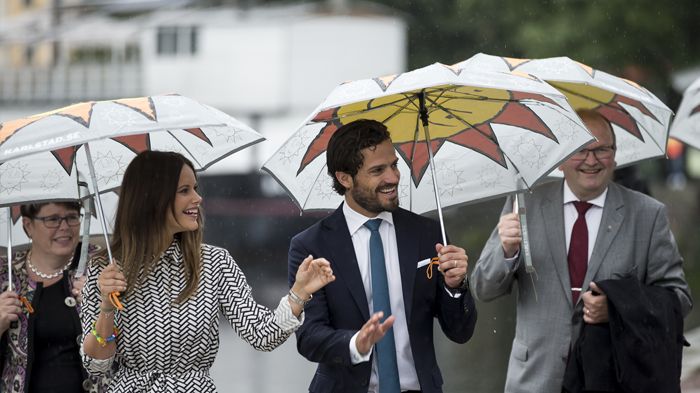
[157,26,199,56]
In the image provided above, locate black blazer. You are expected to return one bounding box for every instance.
[288,206,477,393]
[563,276,686,393]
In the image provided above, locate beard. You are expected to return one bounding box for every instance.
[351,182,399,214]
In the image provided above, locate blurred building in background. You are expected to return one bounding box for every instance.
[0,0,407,267]
[0,0,406,168]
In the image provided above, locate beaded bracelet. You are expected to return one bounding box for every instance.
[91,321,119,347]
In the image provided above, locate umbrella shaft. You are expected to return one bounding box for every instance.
[418,97,448,246]
[6,207,12,292]
[83,143,115,264]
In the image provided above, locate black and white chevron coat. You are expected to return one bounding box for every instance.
[80,241,301,392]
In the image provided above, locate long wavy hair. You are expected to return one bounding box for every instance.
[108,150,203,303]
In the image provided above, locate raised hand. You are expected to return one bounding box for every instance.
[293,255,335,300]
[355,311,396,355]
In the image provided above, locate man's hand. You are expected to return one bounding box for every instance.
[497,212,521,258]
[436,243,468,289]
[355,312,396,355]
[0,291,21,333]
[582,282,608,324]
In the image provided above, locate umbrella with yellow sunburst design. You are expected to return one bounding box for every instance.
[456,53,672,171]
[263,62,593,247]
[0,94,263,301]
[670,76,700,149]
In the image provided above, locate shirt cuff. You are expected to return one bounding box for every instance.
[80,346,114,374]
[505,250,520,269]
[349,331,372,365]
[276,295,304,332]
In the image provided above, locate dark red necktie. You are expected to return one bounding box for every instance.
[568,201,592,304]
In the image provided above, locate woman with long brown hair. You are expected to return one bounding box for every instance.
[81,150,334,392]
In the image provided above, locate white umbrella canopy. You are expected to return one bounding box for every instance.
[456,53,672,171]
[0,150,81,205]
[0,191,118,253]
[0,95,264,305]
[670,76,700,149]
[263,62,593,215]
[0,95,265,196]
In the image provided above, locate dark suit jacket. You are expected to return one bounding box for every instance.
[563,276,685,393]
[288,205,477,393]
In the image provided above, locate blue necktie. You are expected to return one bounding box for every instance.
[364,219,400,393]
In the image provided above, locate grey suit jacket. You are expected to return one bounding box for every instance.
[471,180,692,393]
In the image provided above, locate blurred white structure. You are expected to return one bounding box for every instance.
[0,0,407,174]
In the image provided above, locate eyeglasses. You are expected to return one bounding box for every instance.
[33,214,83,228]
[570,145,616,161]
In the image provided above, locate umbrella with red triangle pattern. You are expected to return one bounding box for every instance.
[670,76,700,149]
[0,94,264,305]
[263,63,593,252]
[455,53,672,172]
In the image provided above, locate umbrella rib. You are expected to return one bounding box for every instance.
[259,166,305,212]
[553,84,660,123]
[425,98,496,144]
[332,95,420,122]
[300,163,332,210]
[377,96,421,124]
[554,84,665,150]
[168,130,204,168]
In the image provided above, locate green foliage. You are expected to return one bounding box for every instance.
[370,0,700,90]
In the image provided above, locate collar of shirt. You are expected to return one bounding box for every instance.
[342,202,394,235]
[562,181,608,208]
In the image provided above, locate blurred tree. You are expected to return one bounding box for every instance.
[255,0,697,97]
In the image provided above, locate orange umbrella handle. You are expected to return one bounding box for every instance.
[426,257,441,279]
[20,296,34,314]
[109,291,125,310]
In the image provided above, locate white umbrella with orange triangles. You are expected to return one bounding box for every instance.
[455,53,672,171]
[0,95,264,304]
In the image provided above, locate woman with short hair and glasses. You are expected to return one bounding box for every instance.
[0,201,112,392]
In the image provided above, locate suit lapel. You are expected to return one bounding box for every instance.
[582,183,625,296]
[393,209,418,322]
[322,206,370,320]
[539,181,572,304]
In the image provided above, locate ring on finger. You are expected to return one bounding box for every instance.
[453,260,457,268]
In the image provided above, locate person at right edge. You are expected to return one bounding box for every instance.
[288,119,477,393]
[471,109,692,393]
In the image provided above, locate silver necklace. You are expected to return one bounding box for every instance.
[26,251,72,280]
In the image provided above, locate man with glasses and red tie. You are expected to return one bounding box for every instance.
[471,109,692,393]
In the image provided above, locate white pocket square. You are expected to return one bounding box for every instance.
[416,258,431,269]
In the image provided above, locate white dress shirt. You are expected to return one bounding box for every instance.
[562,181,608,262]
[342,203,420,393]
